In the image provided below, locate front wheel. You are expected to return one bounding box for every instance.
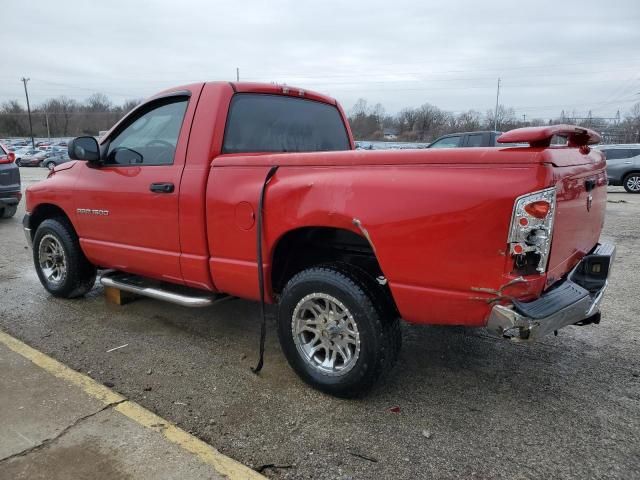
[277,266,400,398]
[15,159,21,167]
[45,161,56,170]
[33,218,97,298]
[623,173,640,193]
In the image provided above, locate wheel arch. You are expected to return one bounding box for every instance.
[269,226,398,313]
[28,203,75,240]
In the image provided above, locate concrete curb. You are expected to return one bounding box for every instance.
[0,329,266,480]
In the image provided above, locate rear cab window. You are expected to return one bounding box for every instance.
[222,94,350,153]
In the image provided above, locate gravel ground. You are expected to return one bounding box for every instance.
[1,167,639,479]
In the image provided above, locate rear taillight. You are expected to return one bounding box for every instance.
[508,187,556,274]
[0,152,14,164]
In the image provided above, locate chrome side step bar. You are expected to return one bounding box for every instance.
[100,271,220,308]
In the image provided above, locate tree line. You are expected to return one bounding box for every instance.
[348,99,640,144]
[1,93,639,144]
[0,94,142,138]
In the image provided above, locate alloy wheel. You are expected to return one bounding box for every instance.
[291,292,361,376]
[626,175,640,192]
[38,234,67,285]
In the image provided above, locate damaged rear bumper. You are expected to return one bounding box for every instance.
[486,243,615,341]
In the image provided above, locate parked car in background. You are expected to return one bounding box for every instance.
[42,152,72,170]
[0,143,21,218]
[14,148,39,163]
[595,144,640,193]
[427,131,504,148]
[16,149,47,167]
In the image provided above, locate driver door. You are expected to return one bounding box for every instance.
[74,95,191,284]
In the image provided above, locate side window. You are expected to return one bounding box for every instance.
[466,134,484,147]
[105,98,188,166]
[429,136,461,149]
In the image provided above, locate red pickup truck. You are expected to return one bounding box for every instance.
[23,82,615,397]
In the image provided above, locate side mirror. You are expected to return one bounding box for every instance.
[68,136,101,164]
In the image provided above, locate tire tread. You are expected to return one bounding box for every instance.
[278,265,401,398]
[33,217,96,298]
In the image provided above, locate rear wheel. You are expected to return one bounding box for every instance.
[15,159,21,167]
[623,173,640,193]
[0,205,17,219]
[33,218,97,298]
[45,161,56,170]
[277,266,400,398]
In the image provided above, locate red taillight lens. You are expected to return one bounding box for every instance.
[524,201,551,219]
[0,152,16,164]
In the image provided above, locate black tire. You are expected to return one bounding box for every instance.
[45,161,56,170]
[15,159,21,167]
[33,218,97,298]
[277,266,401,398]
[0,205,18,219]
[623,172,640,193]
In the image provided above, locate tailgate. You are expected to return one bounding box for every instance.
[545,148,607,285]
[497,125,607,287]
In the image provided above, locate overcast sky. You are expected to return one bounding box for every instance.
[1,0,639,119]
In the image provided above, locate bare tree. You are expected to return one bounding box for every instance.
[456,110,483,131]
[0,101,28,136]
[84,93,112,112]
[485,105,517,131]
[41,96,78,136]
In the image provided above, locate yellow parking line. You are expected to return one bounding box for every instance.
[0,329,265,480]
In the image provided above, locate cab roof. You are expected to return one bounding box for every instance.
[225,81,338,106]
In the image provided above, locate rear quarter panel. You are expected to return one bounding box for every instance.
[207,152,554,326]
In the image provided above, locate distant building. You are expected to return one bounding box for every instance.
[383,128,398,140]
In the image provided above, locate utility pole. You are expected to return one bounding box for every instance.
[522,113,526,124]
[236,67,240,82]
[493,77,501,131]
[45,112,51,141]
[21,77,35,148]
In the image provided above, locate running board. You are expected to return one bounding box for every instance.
[100,271,221,308]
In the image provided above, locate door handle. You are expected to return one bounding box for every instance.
[584,179,596,192]
[150,182,174,193]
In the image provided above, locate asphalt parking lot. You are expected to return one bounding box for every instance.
[1,167,639,479]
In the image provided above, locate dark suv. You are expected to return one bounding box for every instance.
[427,131,505,148]
[597,145,640,193]
[0,143,21,218]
